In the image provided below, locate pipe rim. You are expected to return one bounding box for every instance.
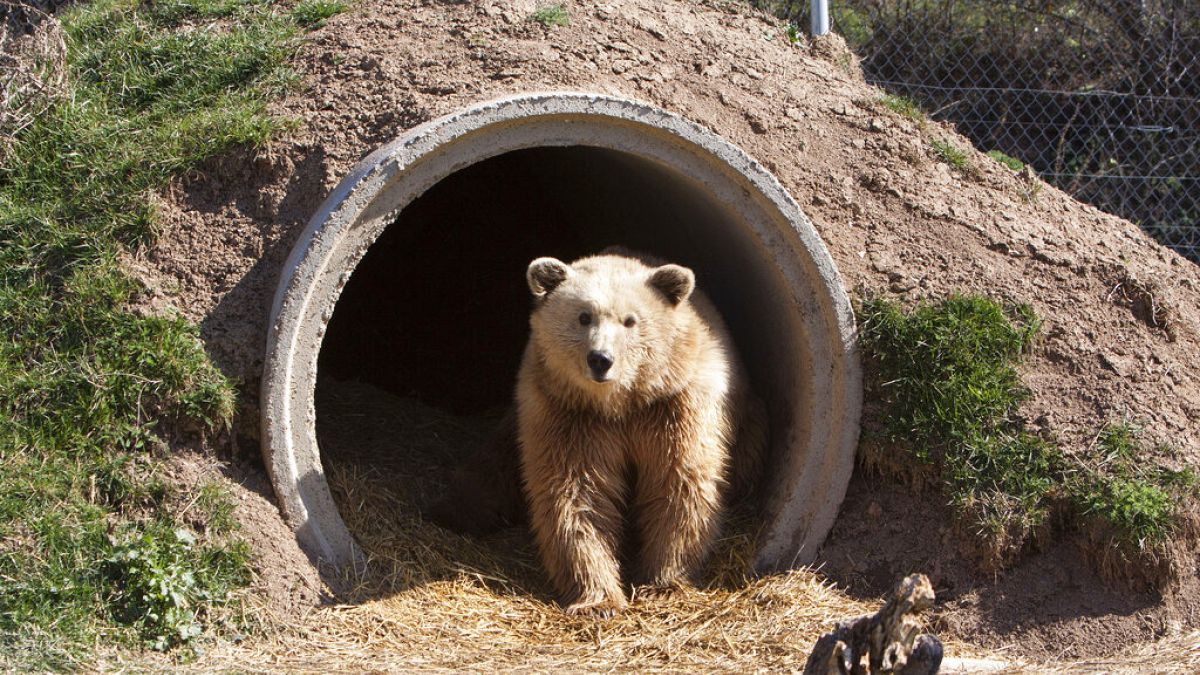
[261,91,861,572]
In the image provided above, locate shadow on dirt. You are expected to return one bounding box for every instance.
[817,470,1162,653]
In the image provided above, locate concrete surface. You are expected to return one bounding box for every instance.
[260,92,861,572]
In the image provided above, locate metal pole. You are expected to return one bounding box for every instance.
[811,0,830,36]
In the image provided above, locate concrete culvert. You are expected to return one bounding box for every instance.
[261,93,861,573]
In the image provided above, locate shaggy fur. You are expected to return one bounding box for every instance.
[517,250,766,617]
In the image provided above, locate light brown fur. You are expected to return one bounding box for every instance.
[517,250,766,617]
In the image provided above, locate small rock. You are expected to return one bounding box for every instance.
[634,16,666,39]
[611,59,635,74]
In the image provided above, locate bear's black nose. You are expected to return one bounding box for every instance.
[587,350,614,377]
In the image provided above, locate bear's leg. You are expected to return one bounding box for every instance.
[728,388,769,505]
[631,412,725,594]
[426,408,526,535]
[522,433,628,617]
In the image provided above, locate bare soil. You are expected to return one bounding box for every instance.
[128,0,1200,663]
[160,449,326,618]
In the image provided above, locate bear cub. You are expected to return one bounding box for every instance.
[518,250,766,617]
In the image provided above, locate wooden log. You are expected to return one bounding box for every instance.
[802,573,943,675]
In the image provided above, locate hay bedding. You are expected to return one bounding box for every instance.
[274,378,1200,672]
[118,376,1198,671]
[271,377,886,670]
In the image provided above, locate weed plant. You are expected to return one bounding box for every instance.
[879,94,924,123]
[931,139,970,170]
[531,3,570,28]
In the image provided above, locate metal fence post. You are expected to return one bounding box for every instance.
[811,0,830,36]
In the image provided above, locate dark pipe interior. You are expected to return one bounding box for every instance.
[316,145,801,509]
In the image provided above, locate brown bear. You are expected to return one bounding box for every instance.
[518,249,766,617]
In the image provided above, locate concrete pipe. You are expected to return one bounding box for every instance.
[261,92,861,574]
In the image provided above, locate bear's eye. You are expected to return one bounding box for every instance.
[578,311,592,326]
[624,316,637,328]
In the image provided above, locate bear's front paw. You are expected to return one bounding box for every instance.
[564,594,627,619]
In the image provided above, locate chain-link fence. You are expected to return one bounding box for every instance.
[760,1,1200,263]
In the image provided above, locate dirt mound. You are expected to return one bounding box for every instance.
[160,450,326,619]
[129,0,1200,660]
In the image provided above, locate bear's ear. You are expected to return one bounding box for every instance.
[648,264,695,306]
[527,257,572,298]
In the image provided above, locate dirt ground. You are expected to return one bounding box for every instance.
[128,0,1200,665]
[119,379,1198,672]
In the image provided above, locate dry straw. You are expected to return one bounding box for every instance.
[103,381,1199,671]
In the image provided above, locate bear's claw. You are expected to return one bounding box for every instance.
[633,583,686,602]
[564,596,626,619]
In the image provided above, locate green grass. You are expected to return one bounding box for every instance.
[291,0,348,28]
[858,295,1040,457]
[106,522,252,651]
[1074,423,1198,547]
[195,480,242,535]
[0,0,319,664]
[858,295,1051,558]
[858,296,1195,572]
[986,149,1025,171]
[879,94,924,123]
[785,23,803,45]
[530,3,570,28]
[931,139,971,170]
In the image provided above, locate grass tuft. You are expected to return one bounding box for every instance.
[785,23,803,45]
[530,3,570,28]
[879,94,924,123]
[987,149,1025,171]
[931,139,971,170]
[858,295,1040,455]
[105,524,251,651]
[1074,423,1197,547]
[290,0,349,28]
[858,295,1050,565]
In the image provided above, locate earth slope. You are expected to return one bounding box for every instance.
[129,0,1200,658]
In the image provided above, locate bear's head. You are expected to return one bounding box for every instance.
[525,253,695,396]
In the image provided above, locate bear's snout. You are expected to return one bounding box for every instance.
[586,350,614,381]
